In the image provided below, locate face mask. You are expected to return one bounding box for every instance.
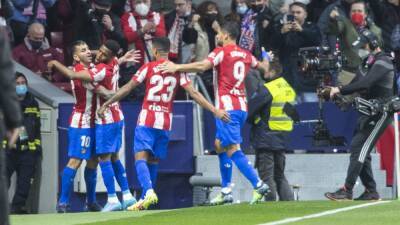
[16,84,27,96]
[236,4,248,15]
[135,3,150,16]
[204,13,218,24]
[351,12,365,27]
[29,40,42,50]
[251,4,264,13]
[358,48,370,60]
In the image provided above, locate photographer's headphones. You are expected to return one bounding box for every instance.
[359,29,380,50]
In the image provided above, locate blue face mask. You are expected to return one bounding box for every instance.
[236,4,248,15]
[16,84,28,96]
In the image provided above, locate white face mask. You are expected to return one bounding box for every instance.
[135,3,150,16]
[236,4,248,15]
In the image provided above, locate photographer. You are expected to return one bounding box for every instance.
[324,30,394,201]
[272,2,321,93]
[246,57,295,201]
[73,0,125,50]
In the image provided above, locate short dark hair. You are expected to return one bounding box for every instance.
[270,56,283,76]
[289,2,307,12]
[351,0,368,13]
[71,40,88,54]
[152,37,171,54]
[221,21,240,41]
[15,72,28,84]
[104,39,120,56]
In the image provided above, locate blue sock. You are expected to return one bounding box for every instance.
[99,161,116,195]
[135,160,152,195]
[230,150,260,188]
[84,167,97,204]
[59,167,77,204]
[112,160,129,192]
[218,152,232,188]
[147,163,159,188]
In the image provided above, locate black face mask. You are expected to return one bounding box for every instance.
[204,13,218,25]
[29,40,42,50]
[251,4,264,13]
[93,8,108,20]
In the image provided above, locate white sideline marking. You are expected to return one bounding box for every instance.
[259,201,390,225]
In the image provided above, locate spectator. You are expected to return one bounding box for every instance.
[367,0,400,52]
[165,0,198,63]
[121,0,166,65]
[5,72,41,214]
[318,0,356,51]
[8,0,56,46]
[272,2,321,92]
[246,57,295,201]
[12,23,66,82]
[196,1,223,53]
[225,0,250,23]
[327,0,382,86]
[239,0,279,59]
[72,0,126,50]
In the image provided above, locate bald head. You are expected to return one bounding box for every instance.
[27,23,45,41]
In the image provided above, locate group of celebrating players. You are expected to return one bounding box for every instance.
[47,21,272,212]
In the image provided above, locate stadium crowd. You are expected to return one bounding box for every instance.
[1,0,400,215]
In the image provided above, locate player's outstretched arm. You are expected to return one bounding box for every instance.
[97,79,139,117]
[47,60,92,81]
[118,49,141,65]
[183,84,230,122]
[159,59,213,73]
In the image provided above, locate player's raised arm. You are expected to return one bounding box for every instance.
[183,82,230,122]
[97,79,140,117]
[159,59,213,74]
[48,60,92,81]
[118,49,141,65]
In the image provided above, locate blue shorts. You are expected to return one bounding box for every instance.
[215,110,247,148]
[68,127,95,160]
[133,126,170,159]
[95,120,124,155]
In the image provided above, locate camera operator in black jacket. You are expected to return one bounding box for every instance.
[324,29,395,201]
[246,57,295,201]
[4,72,41,214]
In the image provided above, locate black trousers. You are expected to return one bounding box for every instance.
[0,147,10,225]
[345,113,392,191]
[6,150,39,213]
[255,149,294,201]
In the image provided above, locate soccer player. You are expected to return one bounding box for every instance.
[56,41,102,213]
[49,40,139,212]
[160,21,271,204]
[97,37,230,210]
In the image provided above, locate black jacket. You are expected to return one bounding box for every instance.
[245,73,290,151]
[165,11,198,45]
[0,29,22,138]
[341,52,395,99]
[72,1,126,50]
[7,93,42,153]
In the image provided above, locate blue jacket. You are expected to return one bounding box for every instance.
[10,0,56,24]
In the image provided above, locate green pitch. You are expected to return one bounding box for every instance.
[10,200,400,225]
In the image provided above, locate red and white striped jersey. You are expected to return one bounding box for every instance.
[207,44,259,112]
[69,63,97,128]
[89,58,124,125]
[132,59,191,130]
